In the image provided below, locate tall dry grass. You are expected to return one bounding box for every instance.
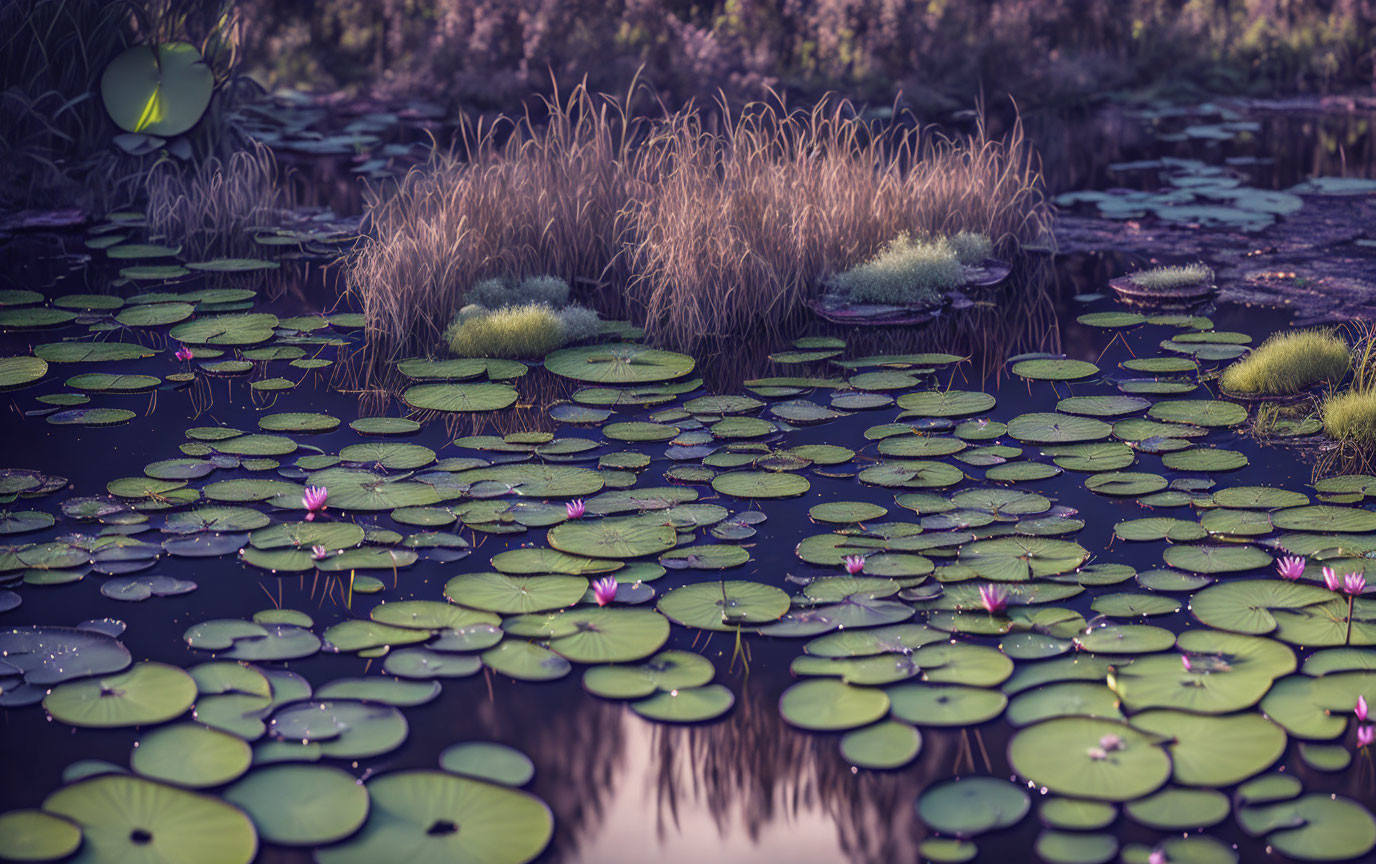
[145,140,287,257]
[345,84,1049,359]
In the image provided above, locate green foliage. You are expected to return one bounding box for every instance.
[1322,389,1376,446]
[555,305,602,344]
[949,231,993,265]
[827,235,964,305]
[1220,329,1350,396]
[445,304,566,359]
[1128,263,1214,290]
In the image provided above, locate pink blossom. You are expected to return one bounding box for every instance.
[566,499,586,519]
[1099,734,1124,751]
[843,555,865,575]
[311,545,328,561]
[1275,556,1305,581]
[302,486,328,521]
[1345,572,1367,596]
[1148,851,1167,864]
[1358,695,1369,722]
[1181,654,1193,672]
[1324,566,1342,591]
[978,584,1008,614]
[1359,725,1375,749]
[174,345,194,362]
[592,576,617,607]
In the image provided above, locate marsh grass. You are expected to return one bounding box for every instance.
[1322,389,1376,446]
[445,304,566,359]
[145,141,287,257]
[1317,320,1376,451]
[825,234,964,306]
[1128,263,1214,290]
[1220,329,1350,396]
[347,83,1048,359]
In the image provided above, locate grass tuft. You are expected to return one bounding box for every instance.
[145,142,286,258]
[949,231,994,266]
[826,234,964,305]
[1128,263,1214,290]
[445,304,566,359]
[1220,329,1350,396]
[1323,389,1376,447]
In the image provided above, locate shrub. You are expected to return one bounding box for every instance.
[1128,263,1215,290]
[556,305,602,344]
[1220,329,1350,396]
[1323,389,1376,446]
[445,304,565,359]
[949,231,994,265]
[826,235,964,305]
[466,275,571,309]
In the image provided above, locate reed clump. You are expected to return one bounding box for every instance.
[1220,329,1350,396]
[144,141,286,257]
[346,84,1049,359]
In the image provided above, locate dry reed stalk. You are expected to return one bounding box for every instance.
[144,140,286,257]
[346,83,1049,360]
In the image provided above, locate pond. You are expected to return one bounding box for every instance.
[2,99,1376,864]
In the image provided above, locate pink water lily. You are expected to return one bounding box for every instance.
[311,545,328,561]
[843,555,865,575]
[1099,734,1124,751]
[1148,850,1167,864]
[1358,695,1369,722]
[1324,566,1342,592]
[566,499,586,519]
[1181,654,1193,672]
[592,576,618,606]
[174,344,194,362]
[302,486,328,521]
[1275,556,1306,581]
[1358,725,1375,749]
[978,584,1008,614]
[1345,572,1367,596]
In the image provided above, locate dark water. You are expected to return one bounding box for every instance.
[3,101,1376,864]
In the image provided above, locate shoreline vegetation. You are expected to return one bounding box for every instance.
[240,0,1376,114]
[345,84,1048,359]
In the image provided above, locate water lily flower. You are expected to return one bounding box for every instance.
[1324,566,1342,592]
[1099,734,1124,752]
[1181,654,1193,672]
[1345,572,1367,596]
[1148,850,1167,864]
[302,486,328,521]
[1358,695,1369,722]
[311,545,328,561]
[566,499,586,519]
[174,344,194,362]
[843,555,865,575]
[1275,556,1305,581]
[1086,746,1107,761]
[1358,725,1375,749]
[592,576,618,606]
[978,584,1008,614]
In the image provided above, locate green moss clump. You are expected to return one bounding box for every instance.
[1323,388,1376,445]
[445,304,565,358]
[1220,329,1350,395]
[828,234,964,305]
[949,231,993,265]
[1128,263,1214,290]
